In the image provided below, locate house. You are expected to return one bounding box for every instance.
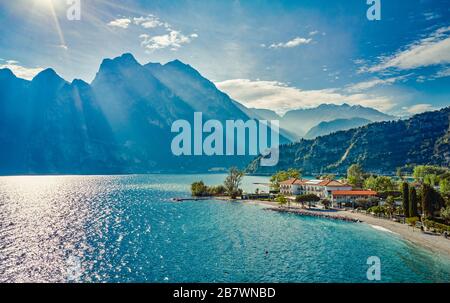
[331,190,378,208]
[280,178,352,199]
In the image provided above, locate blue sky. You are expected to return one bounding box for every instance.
[0,0,449,115]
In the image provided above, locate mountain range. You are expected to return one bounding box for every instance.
[304,117,372,139]
[247,107,450,175]
[0,53,289,174]
[244,104,395,140]
[1,53,440,175]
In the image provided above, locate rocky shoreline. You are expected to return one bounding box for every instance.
[265,207,362,223]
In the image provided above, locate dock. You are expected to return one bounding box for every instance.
[170,197,211,202]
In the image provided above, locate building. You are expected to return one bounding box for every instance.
[280,178,352,199]
[280,178,379,208]
[331,190,378,208]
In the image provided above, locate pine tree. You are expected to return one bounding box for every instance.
[402,182,410,217]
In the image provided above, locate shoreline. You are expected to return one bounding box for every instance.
[217,197,450,258]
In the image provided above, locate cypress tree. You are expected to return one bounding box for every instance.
[409,187,418,217]
[421,184,433,218]
[402,182,410,217]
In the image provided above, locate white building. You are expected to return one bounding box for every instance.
[280,178,352,199]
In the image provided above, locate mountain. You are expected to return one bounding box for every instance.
[304,117,372,139]
[0,54,288,174]
[145,60,248,121]
[247,107,450,175]
[0,68,121,174]
[280,104,395,139]
[250,108,281,121]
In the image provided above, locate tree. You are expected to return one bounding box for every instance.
[402,182,410,217]
[364,176,395,191]
[440,179,450,196]
[420,184,445,218]
[191,181,208,197]
[355,198,377,210]
[385,196,396,218]
[347,164,365,188]
[208,185,226,196]
[224,167,245,199]
[295,194,320,209]
[276,195,288,207]
[413,165,447,182]
[441,206,450,224]
[421,184,433,218]
[295,195,306,208]
[321,199,331,209]
[368,205,385,216]
[270,169,301,191]
[409,186,418,217]
[424,174,438,187]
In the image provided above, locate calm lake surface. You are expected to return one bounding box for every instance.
[0,174,449,283]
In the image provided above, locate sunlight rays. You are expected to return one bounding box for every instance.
[47,0,67,51]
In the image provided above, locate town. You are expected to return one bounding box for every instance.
[190,164,450,240]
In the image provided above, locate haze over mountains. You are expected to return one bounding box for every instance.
[246,104,395,140]
[0,53,287,174]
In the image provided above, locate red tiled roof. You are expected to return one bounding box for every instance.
[280,179,351,187]
[332,190,377,196]
[279,178,298,185]
[319,180,350,187]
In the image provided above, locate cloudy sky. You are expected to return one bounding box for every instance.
[0,0,449,115]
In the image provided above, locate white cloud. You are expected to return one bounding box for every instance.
[108,14,197,51]
[269,37,312,49]
[309,30,319,36]
[367,26,450,72]
[215,79,395,115]
[434,66,450,78]
[346,75,409,92]
[140,30,197,51]
[108,18,131,29]
[0,60,44,80]
[423,12,441,21]
[133,15,169,29]
[404,104,435,115]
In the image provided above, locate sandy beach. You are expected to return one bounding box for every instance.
[237,199,450,257]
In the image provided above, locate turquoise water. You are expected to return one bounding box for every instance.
[0,174,449,283]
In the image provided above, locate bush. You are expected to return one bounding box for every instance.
[208,185,226,196]
[191,181,209,197]
[423,219,450,234]
[367,205,385,216]
[406,217,420,226]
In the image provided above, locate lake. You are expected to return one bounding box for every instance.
[0,174,449,282]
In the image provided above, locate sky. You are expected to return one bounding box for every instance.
[0,0,449,116]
